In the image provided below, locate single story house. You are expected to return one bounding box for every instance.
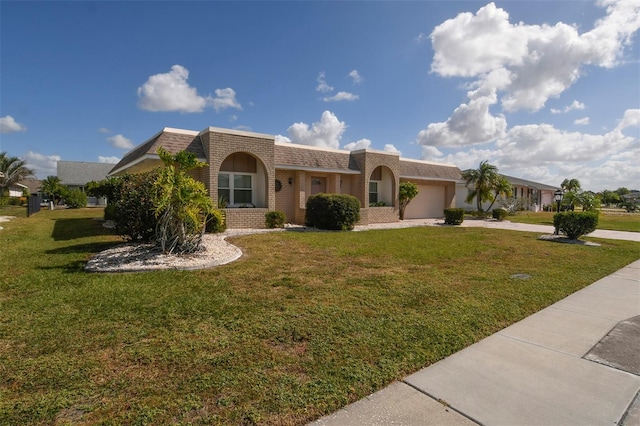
[58,161,114,205]
[456,174,559,212]
[57,161,114,192]
[109,127,461,228]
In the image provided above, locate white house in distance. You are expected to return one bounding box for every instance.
[456,174,559,212]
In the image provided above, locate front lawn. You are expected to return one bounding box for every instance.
[508,210,640,232]
[1,209,639,425]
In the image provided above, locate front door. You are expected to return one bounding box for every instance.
[311,177,326,195]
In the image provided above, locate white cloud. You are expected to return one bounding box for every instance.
[137,65,241,114]
[343,138,372,151]
[211,88,242,112]
[286,111,346,149]
[137,65,208,113]
[107,134,134,150]
[316,72,334,93]
[349,69,363,84]
[551,100,586,114]
[323,91,360,102]
[574,117,590,125]
[97,127,112,134]
[0,116,27,134]
[616,108,640,131]
[429,1,640,113]
[384,144,401,155]
[24,151,60,177]
[274,134,291,144]
[98,156,120,164]
[497,123,634,166]
[421,109,639,191]
[417,93,507,147]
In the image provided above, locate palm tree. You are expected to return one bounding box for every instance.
[561,178,581,193]
[462,160,501,214]
[40,175,65,205]
[561,178,581,210]
[486,176,513,212]
[0,152,34,198]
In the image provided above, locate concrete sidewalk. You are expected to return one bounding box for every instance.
[310,259,640,426]
[355,218,640,242]
[457,219,640,242]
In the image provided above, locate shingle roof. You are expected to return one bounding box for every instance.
[57,161,115,185]
[275,143,360,173]
[399,159,461,181]
[109,128,203,174]
[501,174,558,190]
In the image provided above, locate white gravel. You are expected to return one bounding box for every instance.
[85,233,244,273]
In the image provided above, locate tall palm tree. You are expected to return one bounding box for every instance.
[462,160,501,214]
[0,152,34,198]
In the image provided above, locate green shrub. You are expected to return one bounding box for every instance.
[553,211,599,240]
[305,193,361,230]
[492,208,508,221]
[265,210,286,228]
[444,208,465,225]
[104,203,117,221]
[206,209,226,233]
[8,197,22,206]
[65,189,88,209]
[112,171,159,242]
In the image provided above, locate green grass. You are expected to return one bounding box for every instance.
[1,209,639,425]
[0,204,28,218]
[508,210,640,232]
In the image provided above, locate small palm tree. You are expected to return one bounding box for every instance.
[0,152,34,199]
[462,160,501,214]
[40,175,66,205]
[561,178,582,210]
[486,176,513,212]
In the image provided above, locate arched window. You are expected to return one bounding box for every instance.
[218,152,266,207]
[369,166,394,206]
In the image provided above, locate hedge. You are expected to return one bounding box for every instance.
[265,210,286,228]
[492,208,508,221]
[305,193,361,230]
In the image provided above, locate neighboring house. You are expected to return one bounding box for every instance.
[456,174,559,212]
[6,178,42,198]
[57,161,113,205]
[109,127,461,228]
[7,182,28,197]
[57,161,113,192]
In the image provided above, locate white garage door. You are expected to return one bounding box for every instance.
[404,185,445,219]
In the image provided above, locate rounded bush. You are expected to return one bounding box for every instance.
[553,211,599,240]
[492,208,508,221]
[66,189,88,209]
[444,208,465,225]
[265,210,286,228]
[305,193,361,230]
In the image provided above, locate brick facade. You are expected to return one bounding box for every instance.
[109,126,462,229]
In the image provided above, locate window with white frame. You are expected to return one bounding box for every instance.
[218,173,254,206]
[369,181,379,204]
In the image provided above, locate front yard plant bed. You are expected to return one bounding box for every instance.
[2,208,639,425]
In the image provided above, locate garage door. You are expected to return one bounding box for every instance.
[404,185,445,219]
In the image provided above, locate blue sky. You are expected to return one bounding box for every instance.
[1,0,638,191]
